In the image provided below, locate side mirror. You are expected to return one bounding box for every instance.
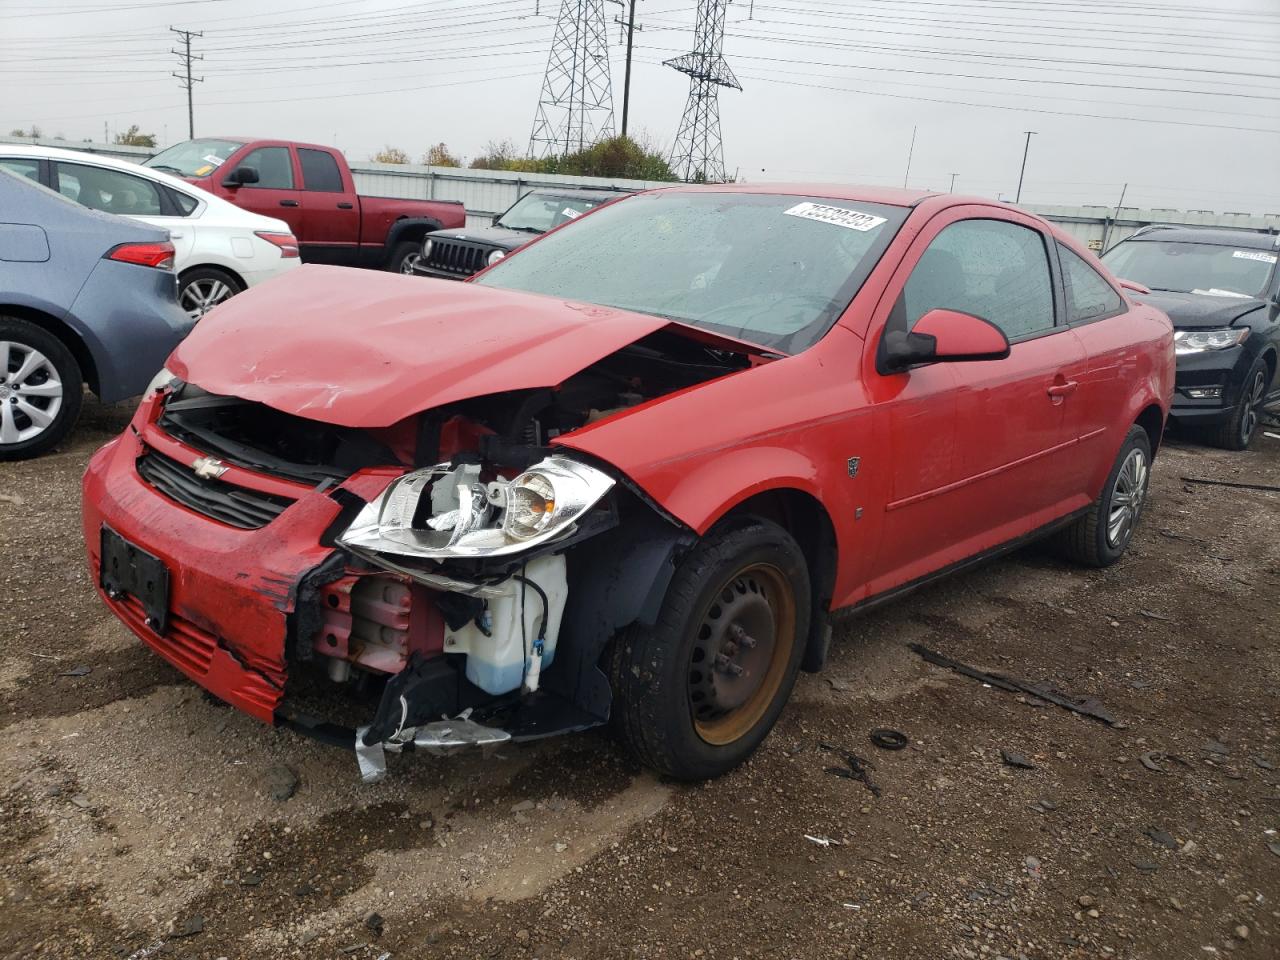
[222,166,259,188]
[879,308,1011,372]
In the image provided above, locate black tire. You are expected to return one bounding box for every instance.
[1203,356,1270,451]
[1053,425,1152,568]
[178,267,244,321]
[387,241,422,274]
[608,518,811,780]
[0,316,84,461]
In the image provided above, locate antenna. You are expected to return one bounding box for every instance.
[664,0,740,183]
[528,0,617,158]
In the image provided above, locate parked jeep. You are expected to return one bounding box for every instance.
[411,187,628,279]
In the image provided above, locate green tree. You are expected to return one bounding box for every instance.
[372,146,409,164]
[113,124,157,148]
[471,135,677,181]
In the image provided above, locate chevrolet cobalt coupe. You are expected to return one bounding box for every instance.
[83,186,1173,781]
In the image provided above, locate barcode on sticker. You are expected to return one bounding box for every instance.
[1232,250,1277,264]
[784,201,887,232]
[561,208,581,219]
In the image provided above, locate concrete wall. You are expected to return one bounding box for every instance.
[6,136,1278,244]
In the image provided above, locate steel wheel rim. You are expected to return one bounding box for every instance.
[400,252,422,274]
[1107,448,1148,549]
[180,277,234,320]
[689,562,797,747]
[0,340,63,445]
[1241,370,1265,444]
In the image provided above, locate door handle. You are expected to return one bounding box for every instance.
[1047,380,1079,398]
[279,200,299,208]
[337,201,354,209]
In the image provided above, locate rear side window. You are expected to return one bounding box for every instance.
[54,161,162,216]
[904,219,1055,340]
[298,148,344,192]
[1059,243,1123,322]
[0,157,40,183]
[165,186,200,216]
[238,147,294,189]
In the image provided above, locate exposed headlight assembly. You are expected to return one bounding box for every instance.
[338,455,614,559]
[1173,327,1249,355]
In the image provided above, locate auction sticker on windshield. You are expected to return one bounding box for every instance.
[1232,250,1277,264]
[784,201,888,232]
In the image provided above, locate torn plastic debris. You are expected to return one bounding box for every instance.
[355,708,511,783]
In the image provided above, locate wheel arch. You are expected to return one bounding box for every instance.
[0,303,97,394]
[385,217,443,262]
[1133,403,1166,458]
[178,262,246,291]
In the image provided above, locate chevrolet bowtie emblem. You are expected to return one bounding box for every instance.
[192,456,229,480]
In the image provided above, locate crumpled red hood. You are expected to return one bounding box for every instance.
[169,265,730,428]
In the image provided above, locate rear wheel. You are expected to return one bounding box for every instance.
[0,317,83,461]
[178,267,243,321]
[388,241,422,274]
[1053,425,1151,567]
[609,518,810,780]
[1204,356,1270,451]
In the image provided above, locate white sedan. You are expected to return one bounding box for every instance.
[0,144,300,320]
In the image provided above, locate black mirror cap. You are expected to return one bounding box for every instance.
[222,166,260,187]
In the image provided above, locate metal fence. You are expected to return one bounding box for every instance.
[4,135,1277,246]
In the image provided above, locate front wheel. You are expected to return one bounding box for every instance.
[1053,425,1152,567]
[609,518,811,780]
[178,267,243,322]
[1204,357,1270,451]
[387,241,422,274]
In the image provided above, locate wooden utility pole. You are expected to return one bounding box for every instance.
[170,27,204,140]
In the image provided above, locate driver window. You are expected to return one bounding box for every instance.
[237,147,294,189]
[903,219,1055,340]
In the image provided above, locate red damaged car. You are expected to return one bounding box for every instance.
[82,186,1173,781]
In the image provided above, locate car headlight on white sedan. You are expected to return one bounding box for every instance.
[338,455,614,560]
[1173,327,1249,355]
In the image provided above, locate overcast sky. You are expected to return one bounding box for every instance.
[3,0,1278,213]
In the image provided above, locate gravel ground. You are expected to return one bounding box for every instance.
[1,398,1278,960]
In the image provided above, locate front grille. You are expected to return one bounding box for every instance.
[137,448,295,529]
[427,239,488,276]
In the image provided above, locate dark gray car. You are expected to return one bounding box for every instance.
[410,187,629,280]
[0,169,193,459]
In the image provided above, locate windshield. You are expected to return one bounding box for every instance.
[476,191,907,353]
[1103,239,1277,299]
[145,139,243,178]
[497,193,604,233]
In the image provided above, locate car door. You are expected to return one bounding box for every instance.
[223,145,304,238]
[863,209,1088,591]
[296,147,360,264]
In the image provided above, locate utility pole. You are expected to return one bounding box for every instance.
[170,26,204,140]
[948,172,958,193]
[529,1,616,158]
[1100,182,1128,253]
[1014,130,1036,204]
[615,0,641,137]
[902,124,917,188]
[665,0,740,183]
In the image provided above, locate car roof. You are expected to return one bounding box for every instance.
[0,142,197,190]
[525,187,633,201]
[650,182,940,207]
[1123,224,1280,249]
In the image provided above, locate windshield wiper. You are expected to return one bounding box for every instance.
[501,225,543,234]
[150,164,184,174]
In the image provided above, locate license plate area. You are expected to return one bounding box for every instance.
[100,526,170,634]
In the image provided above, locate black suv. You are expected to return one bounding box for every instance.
[1103,225,1279,449]
[409,187,629,280]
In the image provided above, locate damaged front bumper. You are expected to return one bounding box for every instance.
[82,396,692,779]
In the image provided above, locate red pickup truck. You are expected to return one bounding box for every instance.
[144,138,466,272]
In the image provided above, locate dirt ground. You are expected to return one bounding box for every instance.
[1,399,1277,960]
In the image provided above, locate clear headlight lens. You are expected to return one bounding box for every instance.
[421,239,434,259]
[1173,327,1249,355]
[338,455,614,560]
[487,249,506,266]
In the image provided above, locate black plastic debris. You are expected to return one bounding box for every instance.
[1000,749,1036,770]
[1181,476,1280,494]
[869,728,908,751]
[1139,752,1165,773]
[1144,828,1178,850]
[909,644,1120,726]
[820,742,881,797]
[57,665,92,677]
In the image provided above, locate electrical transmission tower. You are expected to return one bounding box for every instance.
[529,0,617,158]
[665,0,740,183]
[170,26,204,140]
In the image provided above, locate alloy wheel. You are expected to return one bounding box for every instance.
[399,252,422,274]
[1106,448,1149,549]
[180,277,235,320]
[0,340,64,445]
[688,562,797,746]
[1240,369,1266,446]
